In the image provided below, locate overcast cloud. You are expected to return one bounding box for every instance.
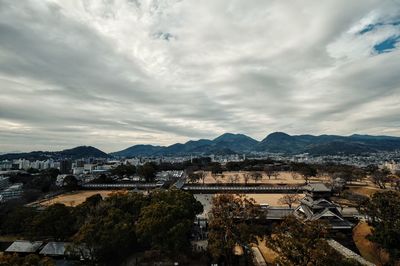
[0,0,400,152]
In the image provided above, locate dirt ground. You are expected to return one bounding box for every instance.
[256,237,278,264]
[194,193,303,219]
[353,222,389,265]
[38,190,127,207]
[242,193,304,206]
[194,171,330,185]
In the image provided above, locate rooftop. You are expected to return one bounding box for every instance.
[5,240,43,253]
[39,242,69,256]
[303,183,331,192]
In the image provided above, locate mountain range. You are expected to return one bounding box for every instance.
[2,132,400,160]
[110,132,400,157]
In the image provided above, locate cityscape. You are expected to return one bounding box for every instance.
[1,1,400,266]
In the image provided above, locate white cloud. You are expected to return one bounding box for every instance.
[0,0,399,152]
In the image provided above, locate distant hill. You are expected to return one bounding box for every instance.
[111,133,258,157]
[0,146,109,160]
[256,133,400,155]
[212,133,259,152]
[304,141,376,155]
[109,145,164,157]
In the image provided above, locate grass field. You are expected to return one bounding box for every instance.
[38,190,127,207]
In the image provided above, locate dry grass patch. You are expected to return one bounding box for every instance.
[38,190,127,207]
[241,194,303,206]
[197,171,329,185]
[353,222,389,266]
[348,186,382,197]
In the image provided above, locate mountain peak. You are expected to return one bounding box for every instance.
[60,146,109,158]
[213,133,253,142]
[263,132,291,141]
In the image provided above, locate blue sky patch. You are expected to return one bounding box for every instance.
[359,23,382,34]
[359,20,400,35]
[374,36,400,53]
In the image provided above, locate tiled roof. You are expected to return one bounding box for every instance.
[5,240,43,253]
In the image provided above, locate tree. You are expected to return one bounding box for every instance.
[332,168,362,186]
[136,190,203,256]
[198,171,207,185]
[299,165,317,182]
[27,167,40,174]
[250,172,262,183]
[73,193,103,228]
[42,168,60,179]
[226,161,242,171]
[137,162,158,182]
[359,191,400,262]
[188,172,201,183]
[0,253,54,266]
[110,163,136,177]
[264,166,276,180]
[278,194,300,208]
[267,216,358,266]
[209,162,223,175]
[23,188,42,202]
[30,203,75,240]
[371,168,390,189]
[291,172,300,179]
[208,194,265,264]
[26,172,58,192]
[90,174,114,184]
[211,172,219,183]
[229,174,239,184]
[137,201,193,255]
[0,206,36,235]
[104,192,148,220]
[63,175,79,191]
[72,206,137,264]
[243,173,251,184]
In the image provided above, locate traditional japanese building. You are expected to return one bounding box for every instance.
[293,183,353,230]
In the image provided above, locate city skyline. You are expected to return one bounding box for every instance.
[1,0,400,152]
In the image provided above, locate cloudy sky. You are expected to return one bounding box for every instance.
[1,0,400,152]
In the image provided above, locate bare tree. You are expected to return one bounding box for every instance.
[199,171,207,185]
[272,171,279,180]
[278,194,300,208]
[243,173,251,185]
[291,172,300,180]
[233,174,239,184]
[251,172,262,183]
[371,168,390,189]
[211,173,219,183]
[264,166,276,180]
[229,174,239,184]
